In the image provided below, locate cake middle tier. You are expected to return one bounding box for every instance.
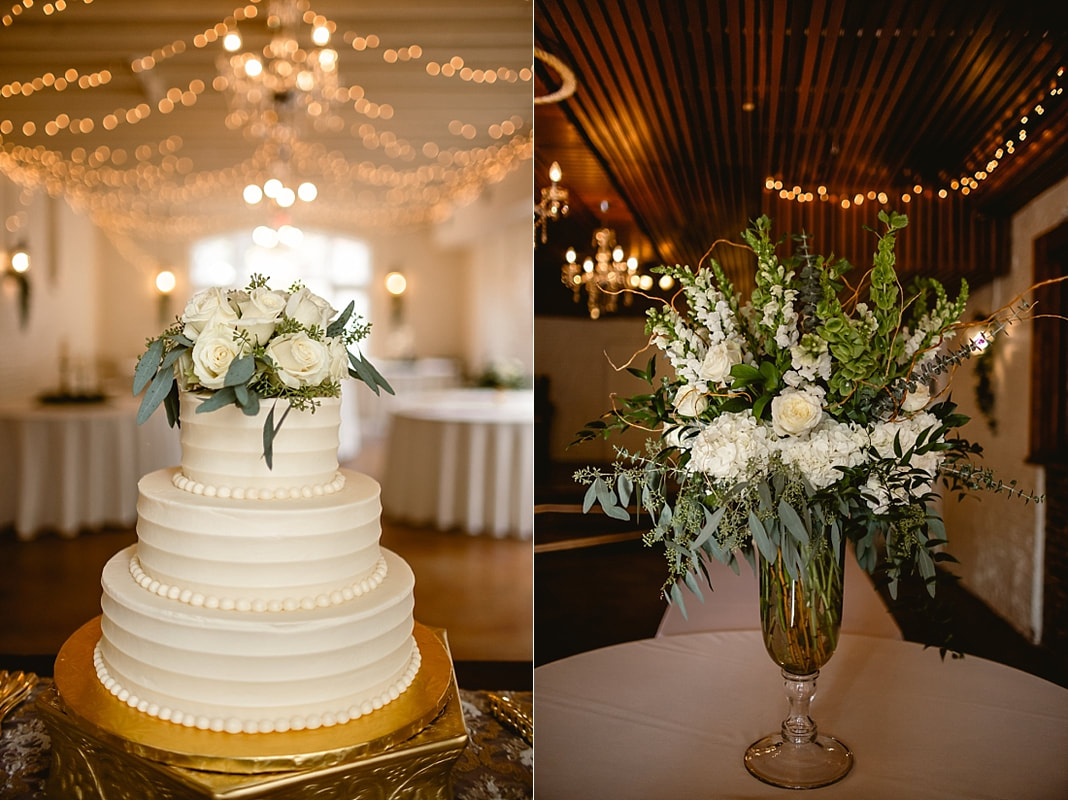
[135,468,384,609]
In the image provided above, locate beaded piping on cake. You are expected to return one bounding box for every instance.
[171,470,347,500]
[128,554,388,612]
[92,639,422,735]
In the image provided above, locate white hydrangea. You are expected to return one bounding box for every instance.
[687,410,773,483]
[860,412,944,510]
[776,419,867,489]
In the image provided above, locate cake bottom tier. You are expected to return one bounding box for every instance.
[97,546,419,735]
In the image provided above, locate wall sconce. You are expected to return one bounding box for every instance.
[534,161,569,246]
[385,270,407,323]
[4,243,31,329]
[155,269,176,325]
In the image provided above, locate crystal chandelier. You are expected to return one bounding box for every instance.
[218,0,341,143]
[562,226,640,319]
[534,161,569,245]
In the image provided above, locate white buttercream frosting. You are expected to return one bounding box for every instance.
[98,547,419,733]
[98,393,422,734]
[128,553,388,612]
[135,468,383,602]
[177,392,341,493]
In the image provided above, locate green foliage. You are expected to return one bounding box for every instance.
[133,279,391,468]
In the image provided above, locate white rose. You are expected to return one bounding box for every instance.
[233,287,287,345]
[190,324,245,389]
[699,340,743,385]
[771,389,824,437]
[266,332,331,389]
[285,287,337,331]
[901,383,930,414]
[326,337,350,382]
[181,288,238,341]
[673,385,708,417]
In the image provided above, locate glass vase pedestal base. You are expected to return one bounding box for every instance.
[744,731,853,789]
[743,668,853,789]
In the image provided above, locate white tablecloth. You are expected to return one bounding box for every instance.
[356,358,461,438]
[0,395,179,539]
[381,388,533,539]
[657,551,903,640]
[535,631,1068,799]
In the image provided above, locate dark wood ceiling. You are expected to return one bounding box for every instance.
[534,0,1068,315]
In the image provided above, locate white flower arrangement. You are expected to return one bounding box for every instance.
[576,211,1040,618]
[135,275,392,467]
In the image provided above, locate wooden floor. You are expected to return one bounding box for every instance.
[0,437,533,690]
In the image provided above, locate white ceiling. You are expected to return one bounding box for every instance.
[0,0,533,243]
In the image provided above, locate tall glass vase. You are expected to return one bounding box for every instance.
[743,536,853,788]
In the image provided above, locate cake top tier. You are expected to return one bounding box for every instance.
[178,392,342,494]
[133,281,392,476]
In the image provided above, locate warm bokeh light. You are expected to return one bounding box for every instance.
[385,271,407,296]
[155,269,176,294]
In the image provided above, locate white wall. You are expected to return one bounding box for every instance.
[941,174,1068,643]
[0,184,99,401]
[534,316,658,465]
[435,167,533,377]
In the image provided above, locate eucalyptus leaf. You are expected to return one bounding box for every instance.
[778,499,809,545]
[669,582,688,620]
[582,481,600,514]
[326,300,354,337]
[749,510,778,562]
[262,411,275,470]
[617,473,634,508]
[196,387,237,413]
[224,354,256,387]
[683,570,704,602]
[693,505,726,549]
[133,338,164,395]
[137,369,174,425]
[163,382,180,428]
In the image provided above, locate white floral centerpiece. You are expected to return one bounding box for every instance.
[576,211,1039,621]
[134,275,392,466]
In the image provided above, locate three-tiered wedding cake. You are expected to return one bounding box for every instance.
[93,392,420,735]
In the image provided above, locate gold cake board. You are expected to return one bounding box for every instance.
[38,617,468,799]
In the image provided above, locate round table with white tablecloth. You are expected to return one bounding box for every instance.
[0,395,180,539]
[534,630,1068,799]
[380,388,533,539]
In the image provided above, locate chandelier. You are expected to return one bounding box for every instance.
[562,226,641,320]
[218,0,341,143]
[534,161,569,245]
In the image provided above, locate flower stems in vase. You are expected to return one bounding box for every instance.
[745,539,853,789]
[759,542,843,674]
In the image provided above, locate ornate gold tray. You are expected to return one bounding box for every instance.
[51,616,455,774]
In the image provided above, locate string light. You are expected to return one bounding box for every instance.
[2,0,85,28]
[0,0,532,237]
[765,64,1065,208]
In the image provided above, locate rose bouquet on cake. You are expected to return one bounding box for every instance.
[575,211,1039,633]
[134,275,391,466]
